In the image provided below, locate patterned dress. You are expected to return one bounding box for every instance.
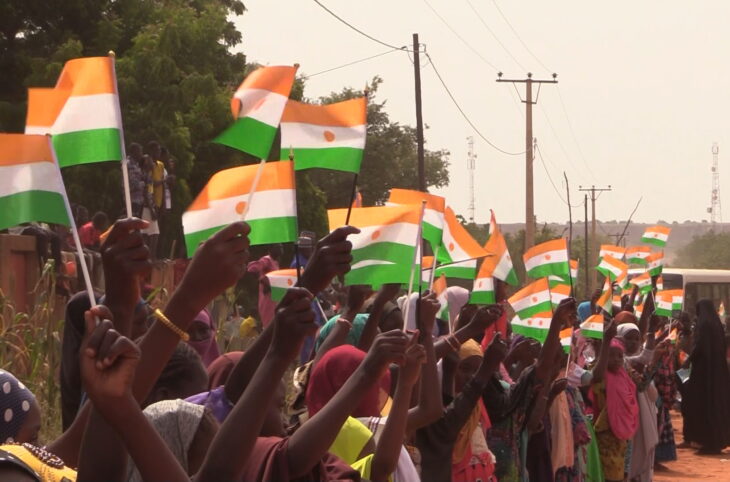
[653,351,677,462]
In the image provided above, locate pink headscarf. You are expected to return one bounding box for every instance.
[187,309,220,367]
[605,338,639,440]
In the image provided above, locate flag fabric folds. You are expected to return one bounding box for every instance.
[630,272,652,294]
[560,328,573,353]
[438,207,487,265]
[626,246,651,265]
[646,252,664,276]
[0,134,70,229]
[599,244,626,260]
[387,189,445,253]
[328,205,421,286]
[26,57,123,168]
[508,278,553,320]
[642,226,671,247]
[265,269,298,302]
[215,65,298,159]
[596,279,613,314]
[523,238,569,279]
[433,274,449,320]
[580,314,604,339]
[484,210,518,285]
[182,161,297,256]
[281,97,367,173]
[596,256,628,281]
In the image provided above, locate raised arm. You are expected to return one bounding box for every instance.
[592,319,617,384]
[195,288,317,481]
[434,305,500,360]
[535,298,576,382]
[358,284,401,352]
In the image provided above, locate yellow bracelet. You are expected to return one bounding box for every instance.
[153,308,190,341]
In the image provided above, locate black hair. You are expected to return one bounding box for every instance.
[143,342,208,408]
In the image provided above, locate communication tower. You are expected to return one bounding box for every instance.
[708,142,722,225]
[467,136,476,223]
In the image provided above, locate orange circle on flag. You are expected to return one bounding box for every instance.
[531,296,538,303]
[527,319,533,325]
[449,242,455,251]
[477,281,482,288]
[544,254,552,261]
[371,230,381,241]
[235,201,247,215]
[323,130,336,142]
[287,279,293,286]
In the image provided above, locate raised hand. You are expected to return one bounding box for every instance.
[299,226,360,295]
[270,287,317,361]
[80,306,141,410]
[176,222,250,315]
[346,285,373,314]
[465,304,503,337]
[398,337,427,388]
[417,292,441,337]
[553,297,578,329]
[549,378,568,399]
[361,329,411,381]
[483,332,508,368]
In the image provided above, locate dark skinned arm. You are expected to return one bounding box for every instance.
[434,305,499,360]
[592,319,617,385]
[358,283,401,352]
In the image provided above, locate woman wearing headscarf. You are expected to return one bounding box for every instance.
[186,308,220,367]
[0,371,40,445]
[680,299,730,453]
[206,351,244,390]
[591,320,639,482]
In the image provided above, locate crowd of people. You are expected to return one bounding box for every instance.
[0,214,729,482]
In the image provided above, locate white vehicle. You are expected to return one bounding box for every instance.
[628,268,730,316]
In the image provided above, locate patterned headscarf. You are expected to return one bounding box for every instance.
[0,371,36,444]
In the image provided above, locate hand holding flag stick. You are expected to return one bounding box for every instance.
[402,201,427,331]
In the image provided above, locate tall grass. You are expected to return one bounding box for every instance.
[0,260,64,443]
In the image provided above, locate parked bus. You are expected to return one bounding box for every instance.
[629,268,730,316]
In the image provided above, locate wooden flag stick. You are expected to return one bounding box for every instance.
[402,200,427,331]
[108,51,133,218]
[240,159,266,221]
[344,173,359,225]
[47,136,96,308]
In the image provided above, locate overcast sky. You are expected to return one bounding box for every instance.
[234,1,730,225]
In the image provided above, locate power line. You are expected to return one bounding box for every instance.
[535,141,582,208]
[425,52,524,156]
[311,0,412,51]
[490,0,552,74]
[307,49,401,77]
[465,0,526,72]
[556,86,599,182]
[538,103,595,182]
[421,0,499,71]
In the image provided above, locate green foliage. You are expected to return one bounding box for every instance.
[305,77,450,208]
[676,230,730,269]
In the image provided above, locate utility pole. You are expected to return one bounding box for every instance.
[497,72,558,250]
[584,194,589,298]
[579,185,612,294]
[413,33,426,192]
[708,142,722,226]
[467,136,476,223]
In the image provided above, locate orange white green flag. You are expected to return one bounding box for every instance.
[265,269,298,302]
[655,291,674,317]
[26,57,123,168]
[470,255,496,304]
[433,274,450,320]
[550,282,572,309]
[182,161,297,257]
[599,244,626,260]
[484,210,518,285]
[630,272,652,294]
[642,225,671,248]
[597,279,613,314]
[509,311,551,344]
[328,204,421,286]
[215,66,298,159]
[281,97,366,173]
[437,207,488,266]
[508,278,553,321]
[626,246,651,265]
[0,134,70,229]
[560,328,573,353]
[387,188,445,254]
[550,259,579,286]
[523,238,570,279]
[580,314,604,340]
[646,252,664,276]
[596,255,628,282]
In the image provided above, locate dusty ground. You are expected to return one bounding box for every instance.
[654,411,730,481]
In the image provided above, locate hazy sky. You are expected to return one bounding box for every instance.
[234,1,730,225]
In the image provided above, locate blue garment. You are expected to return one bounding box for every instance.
[290,254,309,270]
[314,314,370,352]
[578,301,592,322]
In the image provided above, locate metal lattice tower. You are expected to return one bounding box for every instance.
[708,142,722,224]
[467,136,476,223]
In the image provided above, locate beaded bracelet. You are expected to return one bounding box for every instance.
[153,308,190,341]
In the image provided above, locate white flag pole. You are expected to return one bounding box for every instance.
[241,159,266,221]
[108,51,133,218]
[402,200,426,331]
[47,136,96,308]
[428,244,440,290]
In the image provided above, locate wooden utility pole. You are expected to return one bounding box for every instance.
[497,72,558,250]
[413,33,426,192]
[584,194,589,298]
[578,185,612,294]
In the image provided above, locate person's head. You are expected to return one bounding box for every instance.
[146,140,161,160]
[298,234,315,259]
[160,146,170,162]
[268,243,283,260]
[135,400,219,479]
[206,351,244,390]
[608,338,625,373]
[306,345,390,418]
[378,302,403,333]
[616,321,641,355]
[91,211,109,232]
[456,340,483,393]
[128,142,143,161]
[261,381,287,438]
[143,342,208,407]
[446,287,470,327]
[186,309,220,367]
[0,371,40,445]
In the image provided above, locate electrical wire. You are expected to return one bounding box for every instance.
[311,0,412,51]
[535,142,583,208]
[421,0,499,72]
[425,51,525,156]
[556,85,599,182]
[538,103,591,181]
[307,49,401,77]
[490,0,552,74]
[465,0,527,72]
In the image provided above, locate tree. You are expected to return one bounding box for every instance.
[676,231,730,269]
[304,77,450,208]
